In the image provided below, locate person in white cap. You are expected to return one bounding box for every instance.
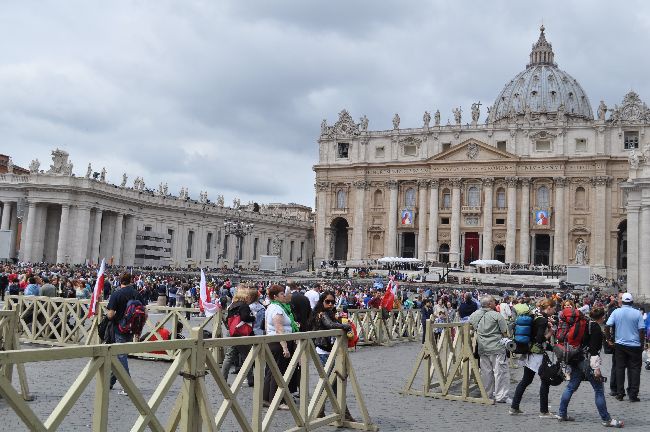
[604,292,645,402]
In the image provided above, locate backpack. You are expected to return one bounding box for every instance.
[553,308,588,363]
[254,303,266,335]
[118,299,147,335]
[538,352,564,386]
[512,307,535,354]
[227,314,253,337]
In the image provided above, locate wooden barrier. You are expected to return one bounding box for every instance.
[347,308,422,346]
[0,329,377,432]
[0,310,32,401]
[401,321,492,405]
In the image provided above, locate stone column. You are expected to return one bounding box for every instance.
[112,213,124,265]
[315,182,329,262]
[626,205,640,296]
[9,204,18,259]
[1,201,12,230]
[482,178,494,260]
[22,202,38,262]
[505,177,518,263]
[427,180,439,259]
[417,179,429,260]
[385,180,399,256]
[351,180,368,261]
[122,216,138,267]
[591,176,610,272]
[90,209,103,265]
[552,177,567,265]
[450,178,462,265]
[518,178,531,264]
[74,206,91,264]
[639,205,650,298]
[56,204,70,264]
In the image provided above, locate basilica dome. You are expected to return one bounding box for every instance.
[490,26,593,122]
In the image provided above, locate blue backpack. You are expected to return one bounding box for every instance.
[512,312,535,354]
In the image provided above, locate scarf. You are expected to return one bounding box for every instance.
[271,300,299,333]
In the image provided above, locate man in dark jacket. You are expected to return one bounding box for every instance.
[289,282,312,332]
[458,292,478,321]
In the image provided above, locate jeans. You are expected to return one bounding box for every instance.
[614,343,642,398]
[221,343,253,384]
[319,353,330,365]
[511,366,550,413]
[558,365,610,421]
[110,331,131,389]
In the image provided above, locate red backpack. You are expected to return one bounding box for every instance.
[555,308,587,347]
[118,299,147,335]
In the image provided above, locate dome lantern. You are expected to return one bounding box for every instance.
[528,25,556,67]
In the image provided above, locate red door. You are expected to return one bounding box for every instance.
[464,232,480,264]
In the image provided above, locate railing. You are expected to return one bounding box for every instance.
[0,328,377,432]
[401,321,492,405]
[347,308,422,346]
[4,296,223,360]
[0,310,32,401]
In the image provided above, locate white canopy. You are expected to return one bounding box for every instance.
[469,259,506,267]
[377,257,423,264]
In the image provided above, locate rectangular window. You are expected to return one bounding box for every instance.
[223,234,229,258]
[290,241,294,261]
[217,230,221,245]
[496,218,505,225]
[375,146,385,158]
[575,138,587,152]
[496,141,507,152]
[144,226,152,232]
[187,230,194,259]
[496,190,506,209]
[237,237,243,261]
[442,192,451,209]
[206,232,212,259]
[279,240,284,258]
[536,140,551,152]
[624,131,639,149]
[442,142,451,152]
[300,241,304,261]
[337,142,349,158]
[441,217,450,225]
[403,144,417,156]
[168,228,174,254]
[253,237,259,260]
[267,238,271,255]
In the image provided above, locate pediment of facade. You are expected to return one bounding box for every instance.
[429,139,517,162]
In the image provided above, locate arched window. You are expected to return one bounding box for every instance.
[575,187,586,209]
[536,186,550,208]
[405,188,416,208]
[336,190,346,209]
[496,188,506,209]
[442,189,451,209]
[373,189,383,207]
[467,186,480,206]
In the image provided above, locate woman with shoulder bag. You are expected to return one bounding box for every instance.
[310,290,355,421]
[556,306,623,427]
[221,288,255,386]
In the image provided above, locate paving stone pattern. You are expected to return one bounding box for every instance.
[1,337,649,431]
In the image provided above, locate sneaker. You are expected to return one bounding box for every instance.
[278,403,290,410]
[117,390,128,396]
[615,395,624,401]
[509,408,523,415]
[556,415,575,422]
[629,396,640,402]
[602,418,624,428]
[496,397,513,404]
[539,412,556,419]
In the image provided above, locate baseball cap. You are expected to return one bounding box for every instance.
[622,293,633,303]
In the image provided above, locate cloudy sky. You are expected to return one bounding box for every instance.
[3,0,650,207]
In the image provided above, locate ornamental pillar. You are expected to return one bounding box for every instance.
[626,204,640,296]
[519,178,531,264]
[553,177,567,265]
[22,202,38,262]
[417,179,429,260]
[90,208,103,265]
[73,206,91,264]
[591,176,610,272]
[639,205,650,298]
[315,181,329,262]
[505,177,518,263]
[450,178,462,265]
[351,180,368,261]
[1,201,12,230]
[482,178,494,260]
[113,213,124,265]
[385,180,399,256]
[56,204,70,264]
[427,180,440,260]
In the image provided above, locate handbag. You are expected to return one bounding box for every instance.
[98,316,110,341]
[538,352,564,386]
[227,314,253,337]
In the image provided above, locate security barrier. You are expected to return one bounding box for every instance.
[0,328,377,432]
[347,308,422,346]
[401,321,492,405]
[0,310,32,401]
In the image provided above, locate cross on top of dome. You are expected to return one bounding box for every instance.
[528,25,556,68]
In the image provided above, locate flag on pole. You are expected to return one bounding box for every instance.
[88,258,105,318]
[199,269,219,317]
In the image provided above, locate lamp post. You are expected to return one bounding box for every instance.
[223,211,254,269]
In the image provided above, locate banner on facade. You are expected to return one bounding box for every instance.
[534,209,549,226]
[401,209,414,225]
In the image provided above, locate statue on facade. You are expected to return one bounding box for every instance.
[64,160,73,176]
[6,157,13,174]
[100,167,106,182]
[200,191,208,203]
[523,105,532,123]
[629,149,640,169]
[120,173,128,187]
[392,113,400,130]
[163,183,168,195]
[233,198,241,209]
[86,163,92,178]
[359,115,369,132]
[597,100,607,121]
[29,159,40,174]
[453,107,462,125]
[179,187,188,200]
[216,194,224,207]
[157,182,165,196]
[557,103,565,122]
[423,111,431,129]
[434,109,440,126]
[471,102,481,123]
[48,149,69,174]
[574,239,588,265]
[320,119,328,136]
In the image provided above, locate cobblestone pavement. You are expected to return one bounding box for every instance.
[1,339,649,431]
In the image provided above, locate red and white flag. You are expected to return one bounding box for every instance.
[380,275,397,311]
[88,258,105,318]
[199,269,219,317]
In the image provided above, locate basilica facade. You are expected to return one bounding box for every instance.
[314,27,643,281]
